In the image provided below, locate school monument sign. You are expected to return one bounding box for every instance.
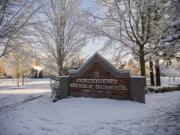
[54,53,145,103]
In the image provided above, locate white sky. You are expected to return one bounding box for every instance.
[80,0,109,59]
[81,38,105,58]
[80,0,99,57]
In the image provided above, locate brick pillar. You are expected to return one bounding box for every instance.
[59,76,69,99]
[130,77,145,103]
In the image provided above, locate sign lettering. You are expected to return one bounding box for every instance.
[70,79,129,91]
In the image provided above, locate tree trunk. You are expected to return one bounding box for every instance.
[139,46,146,76]
[57,58,63,76]
[17,73,20,87]
[149,59,155,86]
[155,59,161,86]
[57,11,65,76]
[15,56,20,87]
[22,73,24,85]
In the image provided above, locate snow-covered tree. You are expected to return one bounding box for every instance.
[83,0,171,77]
[4,39,35,86]
[0,0,40,58]
[32,0,87,75]
[162,0,180,42]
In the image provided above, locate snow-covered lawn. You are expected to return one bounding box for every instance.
[146,77,180,86]
[0,78,180,135]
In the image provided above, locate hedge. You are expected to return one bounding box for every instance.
[147,85,180,93]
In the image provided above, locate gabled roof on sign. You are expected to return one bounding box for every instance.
[69,52,130,78]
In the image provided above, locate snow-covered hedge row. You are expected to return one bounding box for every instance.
[147,85,180,93]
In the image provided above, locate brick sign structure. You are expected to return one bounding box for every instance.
[52,53,145,103]
[67,53,146,103]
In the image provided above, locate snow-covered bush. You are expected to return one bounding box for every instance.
[147,85,180,93]
[50,77,61,102]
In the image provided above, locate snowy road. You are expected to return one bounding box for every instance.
[0,78,180,135]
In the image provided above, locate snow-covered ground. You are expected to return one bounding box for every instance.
[0,78,180,135]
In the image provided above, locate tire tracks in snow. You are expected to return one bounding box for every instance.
[0,95,44,114]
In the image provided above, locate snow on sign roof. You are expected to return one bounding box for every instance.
[69,52,130,78]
